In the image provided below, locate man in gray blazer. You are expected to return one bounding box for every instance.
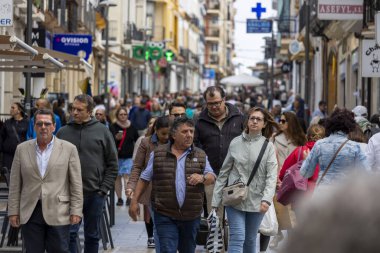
[8,109,83,253]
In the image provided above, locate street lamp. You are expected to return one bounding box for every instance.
[99,0,117,113]
[98,0,117,227]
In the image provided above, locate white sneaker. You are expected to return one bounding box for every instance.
[147,237,155,248]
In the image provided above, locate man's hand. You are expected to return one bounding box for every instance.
[187,173,204,186]
[9,215,20,228]
[70,215,81,224]
[128,200,140,221]
[260,201,270,213]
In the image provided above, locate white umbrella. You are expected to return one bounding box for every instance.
[220,73,264,86]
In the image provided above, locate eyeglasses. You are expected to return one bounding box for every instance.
[118,113,128,116]
[249,116,264,122]
[95,113,104,116]
[35,121,53,127]
[279,119,287,124]
[206,100,223,108]
[172,113,186,118]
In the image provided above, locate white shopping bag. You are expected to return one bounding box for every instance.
[206,209,224,253]
[259,204,279,236]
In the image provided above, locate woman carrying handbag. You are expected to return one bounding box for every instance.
[211,107,278,253]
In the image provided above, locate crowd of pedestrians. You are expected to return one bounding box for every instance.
[1,86,380,253]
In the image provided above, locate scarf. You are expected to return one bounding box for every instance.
[116,120,131,129]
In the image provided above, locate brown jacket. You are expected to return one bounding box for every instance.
[152,144,206,220]
[128,136,157,205]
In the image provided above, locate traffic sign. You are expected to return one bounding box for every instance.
[246,19,272,33]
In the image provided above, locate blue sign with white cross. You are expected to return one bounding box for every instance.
[247,19,272,33]
[251,2,266,20]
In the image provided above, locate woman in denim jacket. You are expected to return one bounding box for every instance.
[212,107,279,253]
[300,108,368,195]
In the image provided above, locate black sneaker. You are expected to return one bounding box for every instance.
[126,198,131,206]
[147,237,155,248]
[116,198,123,206]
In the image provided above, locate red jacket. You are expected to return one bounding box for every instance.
[279,141,319,192]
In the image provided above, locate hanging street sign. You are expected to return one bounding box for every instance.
[0,0,13,26]
[251,2,266,20]
[362,39,380,78]
[247,19,272,33]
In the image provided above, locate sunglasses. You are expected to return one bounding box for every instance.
[35,121,53,127]
[172,113,186,118]
[279,119,287,124]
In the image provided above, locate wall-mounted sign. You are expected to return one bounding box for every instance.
[318,0,363,20]
[0,0,13,26]
[362,40,380,78]
[53,34,92,61]
[289,40,304,55]
[246,19,272,33]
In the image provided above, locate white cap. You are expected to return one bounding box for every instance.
[352,105,368,117]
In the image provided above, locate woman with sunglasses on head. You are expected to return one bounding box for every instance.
[110,107,140,206]
[269,111,307,249]
[126,116,170,251]
[0,102,29,172]
[212,107,279,253]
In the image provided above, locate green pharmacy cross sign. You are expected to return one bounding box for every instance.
[133,46,175,62]
[164,50,175,62]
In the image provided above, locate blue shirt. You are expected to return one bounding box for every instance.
[27,115,62,139]
[141,147,215,207]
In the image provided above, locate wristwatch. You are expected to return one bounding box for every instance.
[261,200,271,206]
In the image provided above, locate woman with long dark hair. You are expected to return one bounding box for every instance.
[127,116,170,250]
[0,102,29,171]
[270,111,307,248]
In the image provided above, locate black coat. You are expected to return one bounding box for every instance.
[0,117,29,170]
[194,103,244,175]
[109,123,139,159]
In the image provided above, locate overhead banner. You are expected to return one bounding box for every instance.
[53,34,92,61]
[318,0,363,20]
[0,0,13,26]
[362,40,380,78]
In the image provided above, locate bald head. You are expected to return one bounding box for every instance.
[35,99,51,110]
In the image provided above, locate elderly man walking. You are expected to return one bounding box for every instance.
[129,117,216,253]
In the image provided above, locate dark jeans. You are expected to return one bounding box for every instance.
[154,211,200,253]
[22,201,70,253]
[69,193,105,253]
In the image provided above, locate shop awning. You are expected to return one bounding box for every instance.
[0,35,65,73]
[93,46,144,67]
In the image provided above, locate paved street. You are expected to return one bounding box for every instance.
[103,203,285,253]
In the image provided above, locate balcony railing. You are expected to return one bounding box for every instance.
[205,29,219,37]
[206,0,220,10]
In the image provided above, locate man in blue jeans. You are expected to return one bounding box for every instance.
[57,94,118,253]
[129,117,216,253]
